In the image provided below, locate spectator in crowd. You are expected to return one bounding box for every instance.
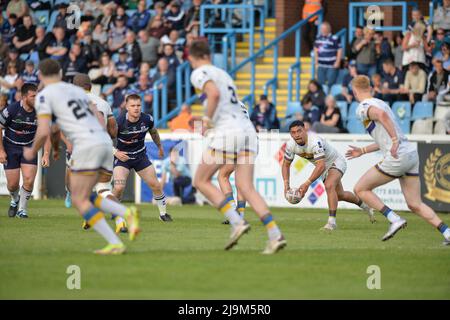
[402,21,428,69]
[184,0,202,36]
[427,59,449,102]
[92,22,108,46]
[352,27,376,76]
[298,96,321,129]
[1,13,18,45]
[138,61,152,81]
[393,32,404,70]
[434,42,450,71]
[433,0,450,32]
[151,1,166,24]
[2,47,24,75]
[130,74,153,113]
[104,74,129,112]
[114,48,135,81]
[91,52,116,85]
[125,30,142,67]
[12,14,35,54]
[97,2,115,31]
[381,59,405,105]
[312,95,344,133]
[45,26,70,61]
[164,1,185,32]
[401,62,427,105]
[338,59,358,103]
[0,93,8,110]
[80,32,104,69]
[138,29,160,67]
[168,104,196,131]
[161,29,184,57]
[6,0,28,20]
[371,73,383,100]
[162,43,180,71]
[18,60,39,86]
[152,57,176,106]
[108,15,128,53]
[148,15,170,39]
[314,21,341,87]
[374,31,392,73]
[0,63,19,96]
[62,43,88,83]
[112,5,129,26]
[250,94,280,132]
[161,147,196,204]
[432,28,450,57]
[128,0,151,33]
[302,79,326,109]
[83,0,103,18]
[301,0,323,53]
[409,8,433,44]
[53,3,70,32]
[182,31,195,60]
[348,25,363,60]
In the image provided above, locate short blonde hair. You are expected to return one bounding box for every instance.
[351,75,371,91]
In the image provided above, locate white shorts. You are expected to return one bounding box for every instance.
[376,150,419,178]
[70,144,113,176]
[322,155,347,181]
[208,130,259,160]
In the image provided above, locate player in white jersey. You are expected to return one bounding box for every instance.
[282,120,375,230]
[23,59,140,255]
[346,75,450,244]
[72,73,127,234]
[188,41,286,254]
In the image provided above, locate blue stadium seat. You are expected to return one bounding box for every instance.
[392,101,411,120]
[347,101,360,120]
[101,84,113,94]
[54,0,70,5]
[336,69,348,85]
[46,10,59,32]
[330,84,342,97]
[146,0,154,8]
[126,9,137,17]
[346,118,366,134]
[112,53,119,63]
[397,119,411,134]
[412,101,434,120]
[285,101,303,118]
[322,84,329,95]
[336,101,348,121]
[34,10,49,26]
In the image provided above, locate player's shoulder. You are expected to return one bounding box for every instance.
[141,112,154,124]
[190,65,216,82]
[307,131,322,145]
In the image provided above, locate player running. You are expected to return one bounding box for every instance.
[347,75,450,244]
[189,40,286,254]
[112,93,172,222]
[282,120,375,230]
[72,73,127,233]
[24,59,140,255]
[0,83,51,218]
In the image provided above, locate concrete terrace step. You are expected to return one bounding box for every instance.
[235,73,311,80]
[235,79,312,88]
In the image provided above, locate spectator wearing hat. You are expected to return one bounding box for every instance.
[314,21,341,87]
[45,26,70,61]
[1,13,18,45]
[6,0,29,20]
[61,43,88,83]
[426,59,449,102]
[108,15,128,53]
[125,30,142,67]
[18,60,39,86]
[337,60,358,103]
[12,14,35,54]
[114,48,135,81]
[138,29,161,67]
[127,0,151,33]
[164,1,185,32]
[400,62,427,105]
[250,94,280,132]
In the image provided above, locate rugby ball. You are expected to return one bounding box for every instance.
[285,189,303,204]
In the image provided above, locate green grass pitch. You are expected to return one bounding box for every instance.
[0,197,449,299]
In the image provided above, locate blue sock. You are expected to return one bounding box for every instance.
[438,223,449,234]
[380,205,401,223]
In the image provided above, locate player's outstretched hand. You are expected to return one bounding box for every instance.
[158,146,164,159]
[115,150,130,162]
[41,153,50,168]
[23,147,35,161]
[345,145,362,159]
[390,141,399,159]
[0,149,7,164]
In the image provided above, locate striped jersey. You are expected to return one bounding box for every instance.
[314,34,341,67]
[116,112,154,158]
[0,101,36,146]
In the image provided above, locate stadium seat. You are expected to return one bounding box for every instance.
[412,101,434,120]
[336,101,348,121]
[346,118,366,134]
[322,84,329,95]
[392,101,411,120]
[54,0,69,5]
[336,69,348,85]
[285,101,303,118]
[33,10,50,26]
[101,84,113,94]
[347,101,359,120]
[213,53,225,70]
[330,84,342,97]
[46,10,59,32]
[434,106,449,120]
[146,0,154,7]
[126,9,137,17]
[411,119,433,134]
[397,119,411,134]
[112,53,119,63]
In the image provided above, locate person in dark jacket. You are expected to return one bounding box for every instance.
[124,30,142,67]
[250,94,280,132]
[302,79,326,110]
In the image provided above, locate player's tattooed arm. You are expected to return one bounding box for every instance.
[149,128,164,158]
[107,115,118,139]
[282,159,292,193]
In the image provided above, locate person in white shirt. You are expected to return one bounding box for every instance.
[346,75,450,245]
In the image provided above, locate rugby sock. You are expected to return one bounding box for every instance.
[114,216,125,225]
[437,223,450,239]
[261,214,282,241]
[225,192,236,210]
[18,187,32,212]
[237,200,246,218]
[218,198,242,226]
[328,210,337,224]
[380,205,401,223]
[154,193,167,216]
[90,194,127,217]
[83,207,121,245]
[9,189,19,205]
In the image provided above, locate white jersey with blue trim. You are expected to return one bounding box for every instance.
[190,64,254,132]
[356,98,415,156]
[86,92,113,126]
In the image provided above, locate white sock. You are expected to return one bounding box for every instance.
[219,202,242,227]
[359,202,370,211]
[18,186,32,212]
[443,228,450,240]
[115,216,125,225]
[92,218,122,245]
[10,189,19,204]
[154,193,167,216]
[328,216,337,224]
[384,210,402,223]
[92,195,127,217]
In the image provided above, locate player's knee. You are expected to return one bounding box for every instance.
[22,176,35,189]
[324,181,335,192]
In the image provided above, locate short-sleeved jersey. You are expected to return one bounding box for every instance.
[35,82,111,148]
[356,97,416,155]
[0,101,36,146]
[86,92,113,126]
[116,112,154,157]
[190,64,253,131]
[284,132,339,168]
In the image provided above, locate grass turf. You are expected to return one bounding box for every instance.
[0,198,449,299]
